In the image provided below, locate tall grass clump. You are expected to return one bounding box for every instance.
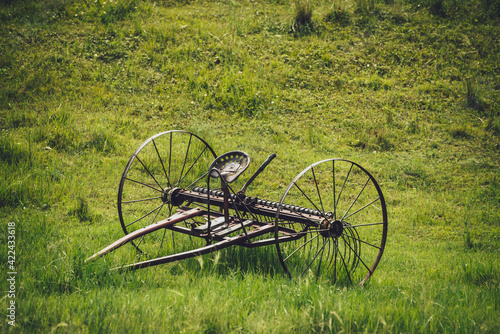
[462,257,499,287]
[355,0,376,13]
[464,78,486,112]
[292,0,314,34]
[324,0,351,27]
[390,0,409,23]
[69,195,98,222]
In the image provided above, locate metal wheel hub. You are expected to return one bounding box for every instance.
[320,219,344,238]
[162,187,184,206]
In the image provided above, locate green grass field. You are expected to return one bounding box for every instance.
[1,0,499,332]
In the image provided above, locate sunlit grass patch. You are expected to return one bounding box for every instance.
[461,256,500,287]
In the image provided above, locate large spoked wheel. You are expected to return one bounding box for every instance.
[275,159,387,285]
[118,130,217,256]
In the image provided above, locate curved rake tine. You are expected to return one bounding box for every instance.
[300,237,329,279]
[341,234,372,276]
[284,233,321,262]
[336,241,353,285]
[315,238,329,280]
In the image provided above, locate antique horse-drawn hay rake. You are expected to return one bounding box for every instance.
[87,130,387,285]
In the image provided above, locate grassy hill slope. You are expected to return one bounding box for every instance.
[1,0,499,332]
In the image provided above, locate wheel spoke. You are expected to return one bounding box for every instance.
[186,171,211,189]
[343,197,381,220]
[180,146,209,187]
[341,234,373,275]
[332,239,338,280]
[153,138,171,188]
[341,177,371,221]
[125,202,164,228]
[336,239,353,284]
[293,182,327,220]
[166,206,176,252]
[159,228,168,250]
[300,237,329,278]
[150,202,164,225]
[324,237,333,271]
[121,196,163,204]
[312,167,325,213]
[171,230,176,252]
[342,232,382,250]
[168,132,173,183]
[315,238,329,278]
[332,160,337,220]
[176,134,192,187]
[136,235,145,247]
[124,177,163,193]
[335,162,353,210]
[158,205,171,251]
[344,221,385,228]
[135,155,164,190]
[284,233,320,262]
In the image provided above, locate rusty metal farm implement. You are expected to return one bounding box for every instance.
[87,130,387,285]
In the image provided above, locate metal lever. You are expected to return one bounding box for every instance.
[239,153,276,195]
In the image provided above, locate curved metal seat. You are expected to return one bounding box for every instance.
[209,151,250,183]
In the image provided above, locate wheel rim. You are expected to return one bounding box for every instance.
[275,159,387,285]
[117,130,217,256]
